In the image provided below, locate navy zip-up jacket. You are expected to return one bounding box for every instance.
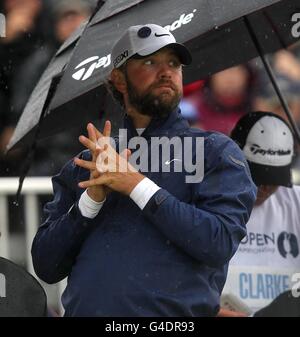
[32,109,256,316]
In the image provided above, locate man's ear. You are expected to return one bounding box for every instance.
[110,68,127,94]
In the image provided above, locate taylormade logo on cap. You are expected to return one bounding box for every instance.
[249,144,291,157]
[113,50,129,68]
[112,23,191,68]
[243,116,294,167]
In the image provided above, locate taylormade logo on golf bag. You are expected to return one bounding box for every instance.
[291,13,300,38]
[72,10,197,81]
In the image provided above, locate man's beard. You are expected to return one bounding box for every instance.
[126,76,182,119]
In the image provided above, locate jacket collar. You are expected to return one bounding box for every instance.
[123,107,190,140]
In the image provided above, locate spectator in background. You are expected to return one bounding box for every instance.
[179,99,199,127]
[0,0,54,175]
[254,73,300,125]
[0,0,93,176]
[253,49,300,176]
[179,80,204,127]
[0,0,53,124]
[253,50,300,127]
[182,64,256,135]
[11,0,92,121]
[27,0,93,176]
[289,41,300,60]
[221,111,300,316]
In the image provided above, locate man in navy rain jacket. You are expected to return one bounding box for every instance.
[31,24,257,316]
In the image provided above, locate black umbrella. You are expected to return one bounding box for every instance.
[6,2,110,200]
[4,21,89,200]
[8,0,300,151]
[7,0,108,151]
[7,21,88,151]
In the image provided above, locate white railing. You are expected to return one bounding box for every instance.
[0,177,66,315]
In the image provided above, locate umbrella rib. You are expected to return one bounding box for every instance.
[244,15,300,145]
[15,75,62,203]
[263,10,288,49]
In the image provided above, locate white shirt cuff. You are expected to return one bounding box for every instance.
[130,177,161,210]
[78,189,106,219]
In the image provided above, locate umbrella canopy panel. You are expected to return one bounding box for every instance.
[90,0,279,26]
[91,0,145,23]
[51,0,298,111]
[8,0,300,150]
[184,0,300,79]
[7,23,88,150]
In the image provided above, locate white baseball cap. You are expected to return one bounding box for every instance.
[231,111,294,187]
[111,24,192,68]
